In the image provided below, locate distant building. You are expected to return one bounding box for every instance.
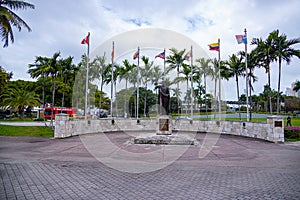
[286,81,300,97]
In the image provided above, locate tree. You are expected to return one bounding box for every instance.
[28,52,61,125]
[90,55,109,109]
[1,86,40,119]
[28,56,48,108]
[270,30,300,113]
[195,58,211,116]
[293,81,300,92]
[140,56,154,117]
[251,35,276,113]
[222,54,244,120]
[166,48,187,115]
[0,66,12,101]
[58,56,77,107]
[238,50,259,120]
[0,0,35,47]
[174,64,191,115]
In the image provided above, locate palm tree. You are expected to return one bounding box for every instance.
[28,56,49,108]
[270,30,300,113]
[29,52,60,125]
[251,36,276,113]
[174,64,190,115]
[195,58,212,117]
[127,64,139,117]
[140,56,154,117]
[58,56,77,107]
[90,55,109,109]
[293,81,300,92]
[166,48,186,115]
[0,0,35,47]
[104,63,121,116]
[222,54,244,120]
[1,86,40,119]
[239,50,259,120]
[119,59,135,117]
[150,65,163,116]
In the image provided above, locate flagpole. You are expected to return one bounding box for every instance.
[218,38,221,121]
[136,47,140,120]
[190,45,194,118]
[163,48,166,80]
[85,32,90,120]
[111,41,114,118]
[244,28,249,122]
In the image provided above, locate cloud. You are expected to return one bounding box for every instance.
[1,0,300,101]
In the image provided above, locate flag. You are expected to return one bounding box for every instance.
[81,32,90,45]
[235,34,247,44]
[155,51,165,59]
[185,50,192,60]
[133,49,139,60]
[208,42,219,51]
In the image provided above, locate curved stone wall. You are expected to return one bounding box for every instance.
[54,114,284,143]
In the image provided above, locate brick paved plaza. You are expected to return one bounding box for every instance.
[1,133,300,199]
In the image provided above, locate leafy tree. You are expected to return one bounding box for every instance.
[0,66,12,102]
[285,96,300,112]
[270,30,300,113]
[251,35,276,113]
[95,90,110,111]
[140,56,154,117]
[57,56,78,107]
[166,48,187,115]
[118,59,135,116]
[1,86,40,119]
[122,87,156,117]
[90,55,109,109]
[0,0,35,47]
[293,81,300,92]
[195,58,211,116]
[222,54,244,120]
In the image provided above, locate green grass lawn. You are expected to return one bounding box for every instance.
[0,125,53,137]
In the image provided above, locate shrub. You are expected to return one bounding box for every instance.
[284,126,300,140]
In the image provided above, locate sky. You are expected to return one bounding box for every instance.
[1,0,300,101]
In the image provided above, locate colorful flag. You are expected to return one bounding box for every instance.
[133,49,139,60]
[208,42,219,51]
[235,34,247,44]
[155,51,165,59]
[185,50,192,60]
[81,32,90,45]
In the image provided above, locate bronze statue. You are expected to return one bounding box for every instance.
[158,81,170,115]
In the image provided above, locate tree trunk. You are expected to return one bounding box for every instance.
[50,76,56,128]
[99,80,103,109]
[249,72,252,121]
[61,77,66,107]
[177,66,180,115]
[204,75,208,119]
[236,75,241,120]
[277,57,282,114]
[124,79,128,117]
[267,64,272,114]
[143,84,147,117]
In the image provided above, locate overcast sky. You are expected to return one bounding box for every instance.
[1,0,300,100]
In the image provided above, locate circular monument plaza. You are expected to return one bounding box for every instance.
[0,133,300,199]
[1,28,299,199]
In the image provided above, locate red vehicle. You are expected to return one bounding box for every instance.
[44,107,77,119]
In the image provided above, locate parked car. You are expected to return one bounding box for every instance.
[0,110,11,119]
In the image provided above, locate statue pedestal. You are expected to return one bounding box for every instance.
[156,115,172,135]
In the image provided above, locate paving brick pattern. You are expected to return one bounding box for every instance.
[0,134,300,199]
